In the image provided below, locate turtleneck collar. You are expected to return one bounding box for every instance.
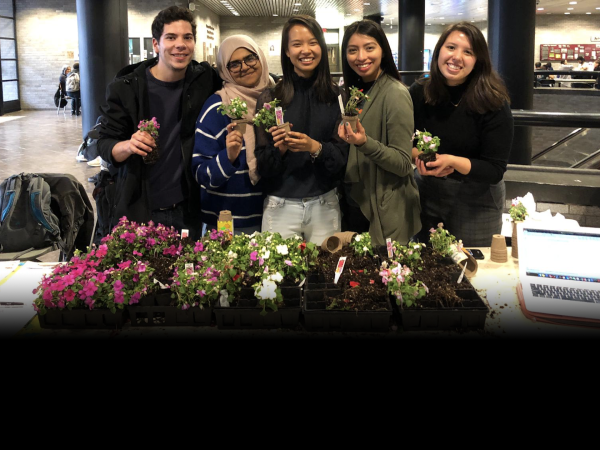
[291,70,318,90]
[445,81,468,104]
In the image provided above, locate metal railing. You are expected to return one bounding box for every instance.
[512,111,600,168]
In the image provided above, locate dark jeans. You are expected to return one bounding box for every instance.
[150,202,202,241]
[68,90,81,113]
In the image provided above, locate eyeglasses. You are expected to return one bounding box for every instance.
[227,53,259,73]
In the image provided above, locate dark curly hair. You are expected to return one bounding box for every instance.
[151,5,196,42]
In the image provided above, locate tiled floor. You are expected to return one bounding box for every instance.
[0,110,98,214]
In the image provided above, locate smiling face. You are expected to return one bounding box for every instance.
[285,24,322,78]
[228,47,263,88]
[437,30,476,86]
[346,33,383,83]
[152,20,195,82]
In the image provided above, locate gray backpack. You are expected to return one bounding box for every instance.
[0,173,60,254]
[66,71,80,92]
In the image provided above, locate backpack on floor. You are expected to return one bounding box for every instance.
[0,173,61,253]
[66,71,80,92]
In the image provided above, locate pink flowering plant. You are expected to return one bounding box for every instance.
[171,239,225,310]
[413,129,441,156]
[429,223,458,258]
[252,98,282,132]
[379,260,428,308]
[388,241,426,272]
[98,217,182,269]
[509,198,528,222]
[138,117,160,139]
[32,247,155,314]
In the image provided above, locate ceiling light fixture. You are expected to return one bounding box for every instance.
[537,8,544,11]
[564,12,570,14]
[567,7,574,10]
[569,1,577,4]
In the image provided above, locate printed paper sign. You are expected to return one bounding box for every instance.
[334,256,347,284]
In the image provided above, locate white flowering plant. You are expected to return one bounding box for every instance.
[217,96,248,120]
[379,260,428,308]
[349,232,374,256]
[389,241,426,271]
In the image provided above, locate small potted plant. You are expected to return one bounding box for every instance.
[413,129,440,169]
[138,117,160,165]
[342,86,369,132]
[217,96,250,134]
[509,197,529,258]
[253,99,283,132]
[429,222,459,261]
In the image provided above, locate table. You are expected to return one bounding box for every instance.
[4,248,599,339]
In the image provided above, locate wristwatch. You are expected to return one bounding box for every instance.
[310,142,323,162]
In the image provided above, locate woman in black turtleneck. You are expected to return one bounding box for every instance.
[409,22,514,247]
[255,15,348,244]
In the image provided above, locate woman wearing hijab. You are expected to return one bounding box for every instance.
[192,35,274,235]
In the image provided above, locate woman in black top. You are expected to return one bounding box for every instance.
[255,15,348,244]
[409,22,514,247]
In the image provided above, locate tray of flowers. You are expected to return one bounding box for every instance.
[209,231,317,330]
[302,233,393,332]
[383,224,489,331]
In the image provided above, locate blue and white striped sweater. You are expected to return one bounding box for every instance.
[192,94,264,229]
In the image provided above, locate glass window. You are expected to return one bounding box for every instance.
[1,59,16,80]
[0,17,14,39]
[2,80,18,101]
[0,0,14,18]
[0,38,15,58]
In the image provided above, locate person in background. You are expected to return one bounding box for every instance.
[542,62,556,87]
[594,58,600,89]
[337,19,421,246]
[534,61,544,87]
[192,35,274,235]
[573,55,591,88]
[254,15,348,245]
[96,5,221,240]
[59,65,71,96]
[66,62,81,116]
[409,21,514,247]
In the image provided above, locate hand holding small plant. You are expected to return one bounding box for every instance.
[253,99,283,132]
[509,198,528,222]
[138,117,161,164]
[217,97,249,120]
[413,129,440,167]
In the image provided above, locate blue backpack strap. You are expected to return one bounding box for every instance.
[27,174,60,237]
[0,174,21,223]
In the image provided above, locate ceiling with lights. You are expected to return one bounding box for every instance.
[192,0,600,26]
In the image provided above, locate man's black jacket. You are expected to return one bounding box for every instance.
[96,57,221,230]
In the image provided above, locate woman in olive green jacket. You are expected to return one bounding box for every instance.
[338,20,421,246]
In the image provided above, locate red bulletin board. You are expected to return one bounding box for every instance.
[540,44,600,61]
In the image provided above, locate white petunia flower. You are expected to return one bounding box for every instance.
[255,279,277,300]
[276,244,289,255]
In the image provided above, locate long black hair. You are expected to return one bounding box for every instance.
[274,15,338,107]
[419,21,510,113]
[341,19,400,99]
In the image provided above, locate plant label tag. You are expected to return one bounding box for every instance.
[457,261,468,284]
[386,238,393,258]
[275,107,284,126]
[184,263,194,272]
[338,94,345,116]
[181,229,189,238]
[334,256,347,284]
[451,243,468,264]
[153,278,168,290]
